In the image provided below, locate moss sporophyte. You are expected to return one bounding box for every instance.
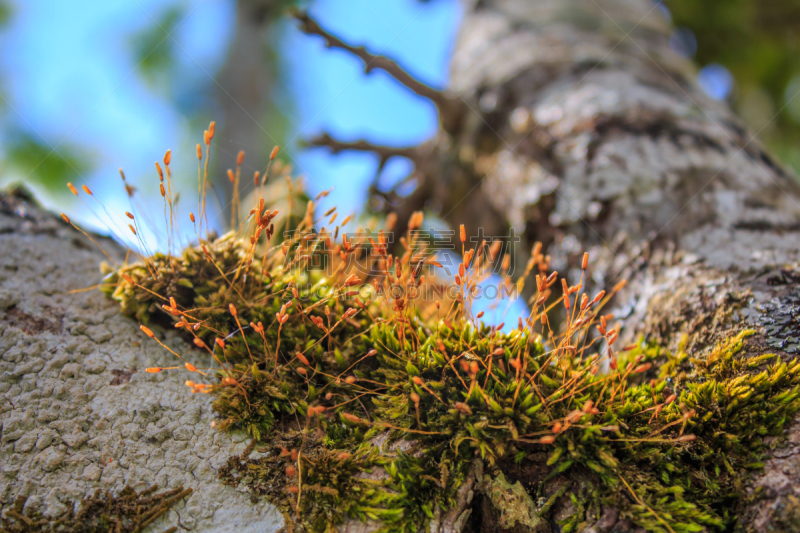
[54,125,800,532]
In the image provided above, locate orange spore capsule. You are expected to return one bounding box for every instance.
[189,212,195,223]
[540,435,556,444]
[140,325,155,338]
[342,413,362,424]
[228,303,237,317]
[196,144,202,159]
[270,145,279,160]
[61,213,70,224]
[67,182,78,195]
[454,402,472,415]
[237,150,245,165]
[164,149,171,165]
[185,362,197,372]
[81,184,93,195]
[146,367,162,373]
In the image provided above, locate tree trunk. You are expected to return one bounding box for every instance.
[213,0,286,223]
[440,0,800,340]
[0,189,283,532]
[4,1,800,532]
[436,0,800,530]
[308,0,800,530]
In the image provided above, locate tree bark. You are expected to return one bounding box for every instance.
[213,0,286,220]
[431,0,800,530]
[311,0,800,530]
[0,190,283,532]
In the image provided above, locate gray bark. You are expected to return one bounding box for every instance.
[0,191,282,532]
[313,0,800,530]
[213,0,285,215]
[433,0,800,530]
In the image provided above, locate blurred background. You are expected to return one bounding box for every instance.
[0,0,459,245]
[2,0,800,237]
[1,0,800,326]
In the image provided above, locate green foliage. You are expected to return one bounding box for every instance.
[3,131,93,193]
[130,6,184,88]
[669,0,800,171]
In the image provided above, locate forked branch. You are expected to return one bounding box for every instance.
[293,10,464,133]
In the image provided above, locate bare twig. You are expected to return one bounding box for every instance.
[293,10,464,132]
[304,132,419,160]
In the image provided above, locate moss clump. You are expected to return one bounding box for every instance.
[0,486,192,533]
[102,191,800,533]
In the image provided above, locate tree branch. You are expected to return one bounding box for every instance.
[293,10,464,132]
[304,132,420,161]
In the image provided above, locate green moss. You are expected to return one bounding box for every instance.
[0,486,191,533]
[104,229,800,533]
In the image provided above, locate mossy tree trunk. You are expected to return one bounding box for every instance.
[306,1,800,531]
[4,1,800,532]
[448,0,800,530]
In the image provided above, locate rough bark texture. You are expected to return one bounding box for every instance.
[315,0,800,530]
[434,0,800,531]
[0,191,282,532]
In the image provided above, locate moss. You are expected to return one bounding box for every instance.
[102,200,800,532]
[0,486,191,533]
